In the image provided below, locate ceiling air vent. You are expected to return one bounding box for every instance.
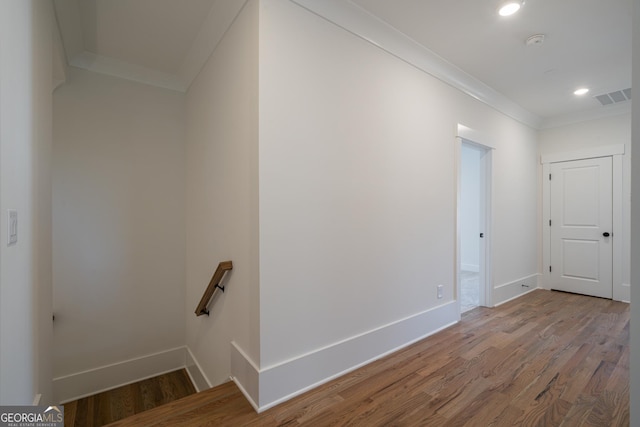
[594,88,631,106]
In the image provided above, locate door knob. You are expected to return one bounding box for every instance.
[479,233,484,238]
[603,232,610,237]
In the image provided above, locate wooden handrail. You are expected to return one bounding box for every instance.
[195,261,233,316]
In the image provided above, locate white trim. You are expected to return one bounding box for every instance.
[230,341,260,410]
[231,375,260,413]
[32,394,42,406]
[541,161,551,291]
[612,155,624,301]
[52,13,67,91]
[289,0,541,129]
[185,347,212,392]
[69,52,187,92]
[455,125,494,310]
[455,136,462,316]
[620,283,631,303]
[456,124,497,150]
[481,145,493,308]
[53,346,188,404]
[541,147,625,301]
[493,274,540,306]
[260,302,457,410]
[232,301,458,411]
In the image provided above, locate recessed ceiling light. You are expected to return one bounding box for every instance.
[574,88,590,96]
[498,1,522,16]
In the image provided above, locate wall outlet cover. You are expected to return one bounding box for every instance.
[8,209,17,246]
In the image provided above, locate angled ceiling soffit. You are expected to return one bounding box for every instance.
[52,0,248,93]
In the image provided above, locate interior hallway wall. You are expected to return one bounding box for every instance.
[52,68,186,399]
[0,0,54,404]
[252,0,538,407]
[184,0,259,389]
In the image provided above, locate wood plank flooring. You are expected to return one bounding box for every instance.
[63,368,196,426]
[108,290,628,426]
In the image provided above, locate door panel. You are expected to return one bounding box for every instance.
[561,239,599,280]
[550,157,612,298]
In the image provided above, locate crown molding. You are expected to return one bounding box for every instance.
[52,0,84,62]
[69,51,187,92]
[289,0,542,129]
[52,12,67,91]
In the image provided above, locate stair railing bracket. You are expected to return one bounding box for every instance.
[194,260,233,317]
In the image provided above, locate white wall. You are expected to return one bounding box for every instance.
[539,113,631,298]
[0,0,54,404]
[52,67,186,399]
[185,0,259,389]
[460,145,481,271]
[251,0,538,408]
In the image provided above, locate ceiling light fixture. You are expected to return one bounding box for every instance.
[498,1,522,16]
[574,88,590,96]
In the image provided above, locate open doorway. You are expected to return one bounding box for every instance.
[459,140,491,312]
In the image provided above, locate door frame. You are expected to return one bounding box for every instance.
[455,124,494,312]
[541,144,625,301]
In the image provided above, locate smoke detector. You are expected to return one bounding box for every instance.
[525,34,545,46]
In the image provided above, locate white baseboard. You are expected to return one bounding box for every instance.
[230,342,260,410]
[232,301,458,411]
[493,274,540,306]
[618,283,630,303]
[536,273,628,303]
[185,347,212,392]
[54,346,188,404]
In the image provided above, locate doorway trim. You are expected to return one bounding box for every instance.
[541,144,626,301]
[455,124,495,313]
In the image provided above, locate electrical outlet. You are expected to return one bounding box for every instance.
[437,284,443,299]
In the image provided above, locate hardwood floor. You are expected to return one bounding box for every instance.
[63,369,196,426]
[109,290,628,426]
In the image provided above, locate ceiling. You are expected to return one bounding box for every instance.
[352,0,632,126]
[53,0,246,92]
[53,0,632,129]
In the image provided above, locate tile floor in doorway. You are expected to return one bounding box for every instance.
[461,270,480,313]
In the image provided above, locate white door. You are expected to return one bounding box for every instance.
[550,157,612,298]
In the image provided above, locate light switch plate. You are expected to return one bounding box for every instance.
[8,210,17,246]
